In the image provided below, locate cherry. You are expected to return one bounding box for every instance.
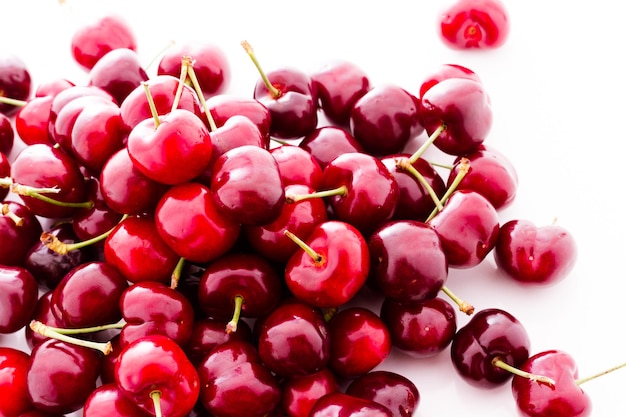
[270,144,324,190]
[70,14,137,71]
[210,144,285,226]
[494,219,578,285]
[311,59,371,127]
[34,78,74,98]
[118,280,195,348]
[256,300,330,378]
[83,383,151,417]
[243,41,318,140]
[438,0,510,50]
[88,47,149,105]
[380,297,456,358]
[158,40,231,98]
[23,291,63,350]
[346,370,420,417]
[154,181,241,264]
[0,53,31,116]
[280,368,340,417]
[349,83,423,156]
[14,95,55,146]
[197,339,281,417]
[205,93,272,141]
[284,220,370,309]
[26,338,102,415]
[308,392,394,417]
[0,347,33,417]
[427,189,500,269]
[419,77,492,155]
[0,113,14,154]
[368,220,448,303]
[0,201,43,267]
[327,306,392,379]
[450,308,531,388]
[299,126,365,169]
[104,215,181,285]
[184,316,254,366]
[115,334,200,417]
[244,183,329,264]
[197,252,283,333]
[0,152,10,201]
[418,63,482,98]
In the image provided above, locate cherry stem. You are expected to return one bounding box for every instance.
[575,361,626,386]
[323,307,338,322]
[395,157,443,212]
[491,357,556,386]
[29,320,113,355]
[41,213,129,255]
[284,230,324,264]
[241,40,282,99]
[142,81,161,129]
[171,55,190,113]
[1,203,24,226]
[144,39,176,71]
[425,157,470,222]
[170,257,186,289]
[285,185,348,204]
[408,124,446,164]
[34,318,126,335]
[9,182,94,210]
[150,390,163,417]
[440,285,474,315]
[226,295,244,334]
[183,55,218,131]
[0,95,27,107]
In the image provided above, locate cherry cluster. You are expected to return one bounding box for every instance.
[0,10,615,417]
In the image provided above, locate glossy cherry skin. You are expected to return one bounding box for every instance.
[104,215,180,285]
[0,113,14,154]
[115,335,200,417]
[494,219,578,285]
[447,145,518,210]
[280,368,340,417]
[257,301,330,378]
[50,260,128,328]
[427,190,500,268]
[450,308,531,388]
[0,265,38,334]
[127,108,213,185]
[26,339,102,415]
[0,348,32,417]
[380,297,456,358]
[349,83,423,156]
[70,14,137,70]
[157,40,231,98]
[1,151,11,201]
[346,370,420,417]
[368,220,448,303]
[311,59,371,126]
[418,63,482,98]
[10,143,88,219]
[15,95,55,146]
[439,0,510,50]
[83,383,151,417]
[0,53,31,116]
[197,252,283,323]
[154,182,241,263]
[23,291,63,350]
[309,392,394,417]
[34,77,75,98]
[322,152,399,236]
[419,77,492,155]
[206,94,272,141]
[512,350,590,417]
[70,175,124,241]
[285,220,370,309]
[270,144,324,190]
[118,281,195,348]
[299,126,365,169]
[88,47,149,104]
[197,339,281,417]
[327,307,392,379]
[244,183,329,263]
[185,317,254,366]
[0,201,42,267]
[210,144,285,226]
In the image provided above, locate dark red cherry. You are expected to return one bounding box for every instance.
[83,383,152,417]
[24,291,63,350]
[280,368,340,417]
[299,126,365,169]
[418,63,482,98]
[70,14,137,70]
[0,347,33,417]
[380,297,457,358]
[346,370,421,417]
[70,175,124,241]
[450,308,531,388]
[0,152,10,201]
[0,201,43,267]
[185,317,254,367]
[0,113,14,154]
[438,0,510,50]
[349,83,423,156]
[205,93,272,141]
[14,95,55,146]
[88,48,149,104]
[309,392,394,417]
[0,265,38,334]
[0,53,31,116]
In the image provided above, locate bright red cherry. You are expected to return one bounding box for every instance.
[0,113,14,154]
[205,93,272,141]
[280,368,340,417]
[1,152,11,201]
[83,383,152,417]
[0,53,31,116]
[270,144,324,190]
[346,370,421,417]
[418,63,482,98]
[0,347,33,417]
[309,392,394,417]
[494,219,578,285]
[14,95,55,146]
[438,0,510,50]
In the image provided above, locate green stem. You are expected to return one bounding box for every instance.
[425,157,470,222]
[285,185,348,203]
[492,357,555,386]
[576,362,626,386]
[440,285,474,315]
[41,214,128,255]
[170,257,186,289]
[142,82,161,128]
[226,295,244,334]
[36,318,126,335]
[395,157,443,212]
[284,230,324,263]
[150,391,163,417]
[29,320,112,355]
[241,40,282,98]
[408,124,446,164]
[1,203,24,226]
[0,96,27,107]
[170,56,190,113]
[184,56,218,131]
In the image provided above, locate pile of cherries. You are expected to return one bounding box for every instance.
[0,8,616,417]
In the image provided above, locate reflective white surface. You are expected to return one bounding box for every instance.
[2,1,626,416]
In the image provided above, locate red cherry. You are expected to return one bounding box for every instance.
[88,48,149,104]
[0,53,31,116]
[1,152,11,201]
[115,335,200,417]
[205,93,272,141]
[438,0,510,50]
[280,368,340,417]
[494,219,578,285]
[23,291,63,350]
[0,113,14,155]
[270,144,324,190]
[346,370,421,417]
[418,63,482,98]
[34,78,74,98]
[14,95,55,146]
[299,126,365,169]
[185,317,254,367]
[0,347,33,417]
[83,383,151,417]
[0,201,42,267]
[309,392,394,417]
[70,14,137,70]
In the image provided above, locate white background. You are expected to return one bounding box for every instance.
[2,0,626,416]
